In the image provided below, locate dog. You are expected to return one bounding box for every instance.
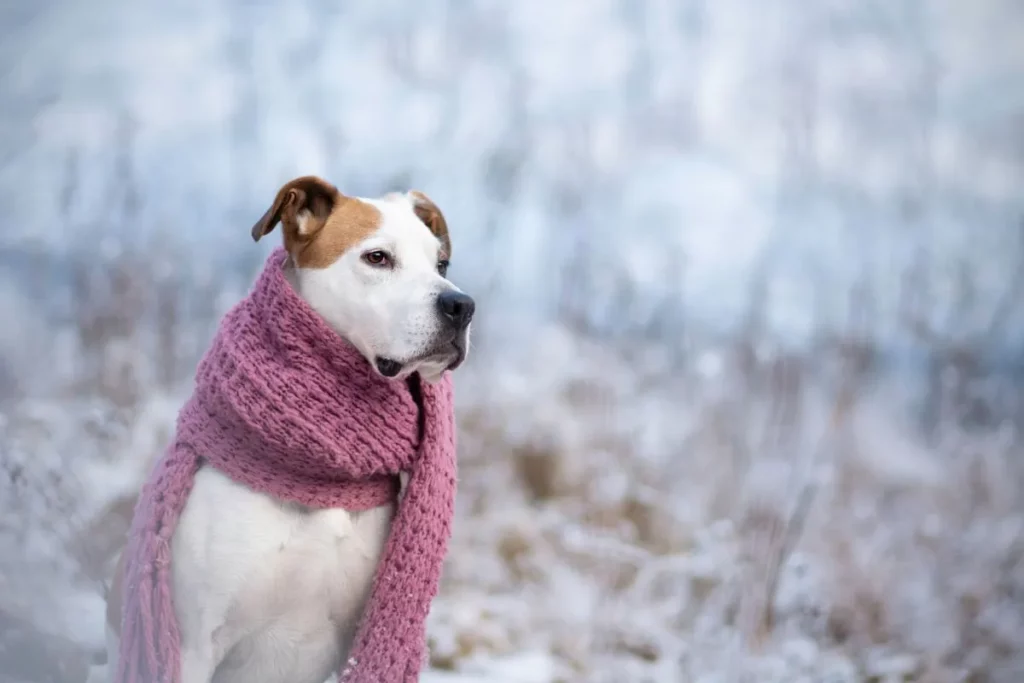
[89,176,474,683]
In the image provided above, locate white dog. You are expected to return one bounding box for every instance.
[89,176,473,683]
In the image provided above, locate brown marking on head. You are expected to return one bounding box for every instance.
[251,176,383,269]
[409,191,451,259]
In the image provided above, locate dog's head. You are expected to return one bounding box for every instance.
[251,175,473,383]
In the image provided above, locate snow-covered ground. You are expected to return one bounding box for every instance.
[2,0,1024,681]
[3,318,1024,682]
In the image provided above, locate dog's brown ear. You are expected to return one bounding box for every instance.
[251,176,340,243]
[408,191,450,258]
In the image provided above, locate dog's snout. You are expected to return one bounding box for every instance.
[436,290,475,328]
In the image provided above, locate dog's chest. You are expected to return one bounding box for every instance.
[230,492,393,623]
[171,466,395,682]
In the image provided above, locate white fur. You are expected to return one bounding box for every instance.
[297,193,469,384]
[91,189,470,683]
[99,468,394,683]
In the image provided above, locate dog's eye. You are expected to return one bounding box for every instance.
[437,259,449,277]
[363,250,392,267]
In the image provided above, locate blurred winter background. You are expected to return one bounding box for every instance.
[2,0,1024,681]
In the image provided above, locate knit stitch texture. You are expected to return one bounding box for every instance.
[114,246,458,683]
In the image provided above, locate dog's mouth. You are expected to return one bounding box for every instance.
[446,338,467,371]
[375,336,468,380]
[375,357,404,377]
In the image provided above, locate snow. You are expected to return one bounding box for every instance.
[2,0,1024,681]
[4,315,1024,681]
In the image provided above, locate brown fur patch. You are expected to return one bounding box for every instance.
[409,191,451,259]
[250,176,339,247]
[251,176,383,270]
[292,196,382,269]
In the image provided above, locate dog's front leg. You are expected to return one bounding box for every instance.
[172,468,240,683]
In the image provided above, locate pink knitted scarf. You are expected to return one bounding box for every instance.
[114,247,457,683]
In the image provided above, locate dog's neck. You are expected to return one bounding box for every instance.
[281,252,362,361]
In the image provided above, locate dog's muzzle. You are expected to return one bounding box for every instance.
[374,291,475,379]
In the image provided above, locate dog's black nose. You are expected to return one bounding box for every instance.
[437,290,475,328]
